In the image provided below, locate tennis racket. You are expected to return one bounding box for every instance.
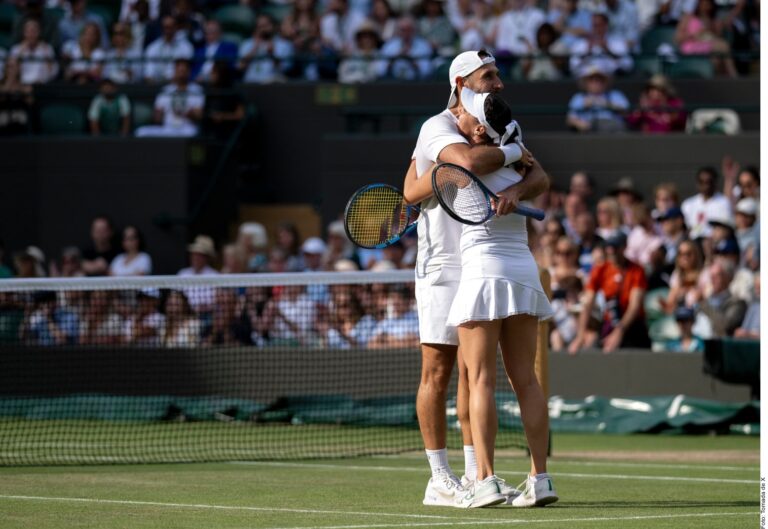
[431,162,545,225]
[343,183,419,249]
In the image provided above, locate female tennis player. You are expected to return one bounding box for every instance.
[446,87,558,507]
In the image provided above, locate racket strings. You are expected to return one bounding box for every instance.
[434,166,491,224]
[346,187,411,247]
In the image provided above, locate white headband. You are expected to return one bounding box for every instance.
[460,87,499,140]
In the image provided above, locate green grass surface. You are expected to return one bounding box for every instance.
[0,433,759,529]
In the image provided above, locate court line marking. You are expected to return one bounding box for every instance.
[229,461,757,485]
[260,512,757,529]
[0,495,477,520]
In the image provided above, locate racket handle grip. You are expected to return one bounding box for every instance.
[514,205,546,221]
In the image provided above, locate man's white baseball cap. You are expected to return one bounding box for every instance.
[447,50,496,108]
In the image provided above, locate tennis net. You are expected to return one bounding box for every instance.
[0,271,529,465]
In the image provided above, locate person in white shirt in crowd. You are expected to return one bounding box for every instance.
[454,0,497,52]
[367,285,420,349]
[220,243,248,274]
[161,290,202,347]
[369,0,397,41]
[79,290,124,346]
[379,15,433,80]
[657,207,687,265]
[59,0,108,48]
[569,10,633,77]
[136,58,204,137]
[337,22,384,84]
[62,21,105,83]
[10,19,58,84]
[263,284,318,346]
[322,220,357,270]
[625,203,664,270]
[125,0,151,54]
[680,166,733,240]
[519,22,567,81]
[103,22,143,83]
[733,272,759,339]
[177,234,219,315]
[123,288,165,346]
[734,198,759,268]
[565,66,629,133]
[143,16,194,83]
[417,0,457,57]
[239,14,294,83]
[194,20,238,82]
[722,155,760,208]
[110,225,152,276]
[320,0,367,54]
[605,0,640,52]
[120,0,161,23]
[493,0,545,57]
[236,222,269,273]
[301,237,331,303]
[547,0,591,51]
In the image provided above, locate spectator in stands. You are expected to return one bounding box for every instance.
[10,19,58,84]
[520,22,566,81]
[203,61,245,139]
[61,22,105,84]
[568,170,595,206]
[566,66,628,133]
[59,0,108,48]
[369,0,397,42]
[695,259,746,338]
[88,77,132,136]
[547,0,591,50]
[318,288,377,348]
[243,286,272,346]
[320,0,366,54]
[337,22,383,83]
[709,238,754,303]
[725,0,760,75]
[379,16,433,80]
[79,290,124,345]
[120,0,161,24]
[22,290,80,345]
[300,237,326,273]
[367,285,419,349]
[136,58,204,137]
[143,16,194,83]
[574,211,602,275]
[0,57,33,136]
[206,288,253,345]
[657,206,687,265]
[193,21,237,82]
[675,0,738,77]
[172,0,205,49]
[609,177,642,229]
[123,288,164,346]
[661,238,704,312]
[663,306,704,352]
[13,247,44,278]
[561,192,587,241]
[549,236,582,291]
[282,0,322,52]
[81,216,119,276]
[239,14,294,83]
[263,284,318,346]
[533,217,565,270]
[652,182,680,222]
[417,0,457,57]
[625,203,664,270]
[722,156,759,206]
[236,222,269,273]
[110,225,152,276]
[103,22,143,83]
[48,246,84,277]
[549,275,590,352]
[266,247,290,273]
[275,222,303,272]
[161,290,202,347]
[322,220,357,270]
[605,0,640,52]
[680,166,732,240]
[569,231,650,353]
[594,196,623,241]
[733,271,759,339]
[178,234,219,314]
[220,243,248,274]
[493,0,545,57]
[12,0,61,50]
[569,11,633,77]
[451,0,496,52]
[734,198,758,268]
[125,0,152,54]
[626,74,687,134]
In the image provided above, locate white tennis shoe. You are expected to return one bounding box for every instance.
[422,471,463,507]
[510,473,559,507]
[454,475,507,508]
[461,474,521,503]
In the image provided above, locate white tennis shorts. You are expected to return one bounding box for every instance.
[414,267,461,346]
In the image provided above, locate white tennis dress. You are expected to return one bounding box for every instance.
[446,167,553,326]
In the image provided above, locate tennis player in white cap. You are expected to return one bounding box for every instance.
[402,50,549,509]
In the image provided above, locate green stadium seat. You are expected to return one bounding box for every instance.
[40,104,86,135]
[89,4,116,29]
[640,26,677,55]
[259,4,292,22]
[132,101,154,129]
[431,61,450,81]
[634,56,662,77]
[667,56,714,78]
[0,3,16,32]
[214,5,256,37]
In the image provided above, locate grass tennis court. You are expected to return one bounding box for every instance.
[0,433,758,529]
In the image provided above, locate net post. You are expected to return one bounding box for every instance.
[536,266,552,456]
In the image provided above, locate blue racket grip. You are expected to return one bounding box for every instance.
[513,205,545,221]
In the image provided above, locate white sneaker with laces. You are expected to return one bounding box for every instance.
[454,475,507,509]
[423,472,463,507]
[511,473,559,507]
[461,474,521,502]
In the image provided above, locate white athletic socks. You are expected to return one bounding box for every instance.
[425,448,452,478]
[463,445,477,481]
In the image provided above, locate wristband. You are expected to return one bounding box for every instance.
[500,143,522,166]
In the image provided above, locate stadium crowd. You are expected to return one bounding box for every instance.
[0,153,759,352]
